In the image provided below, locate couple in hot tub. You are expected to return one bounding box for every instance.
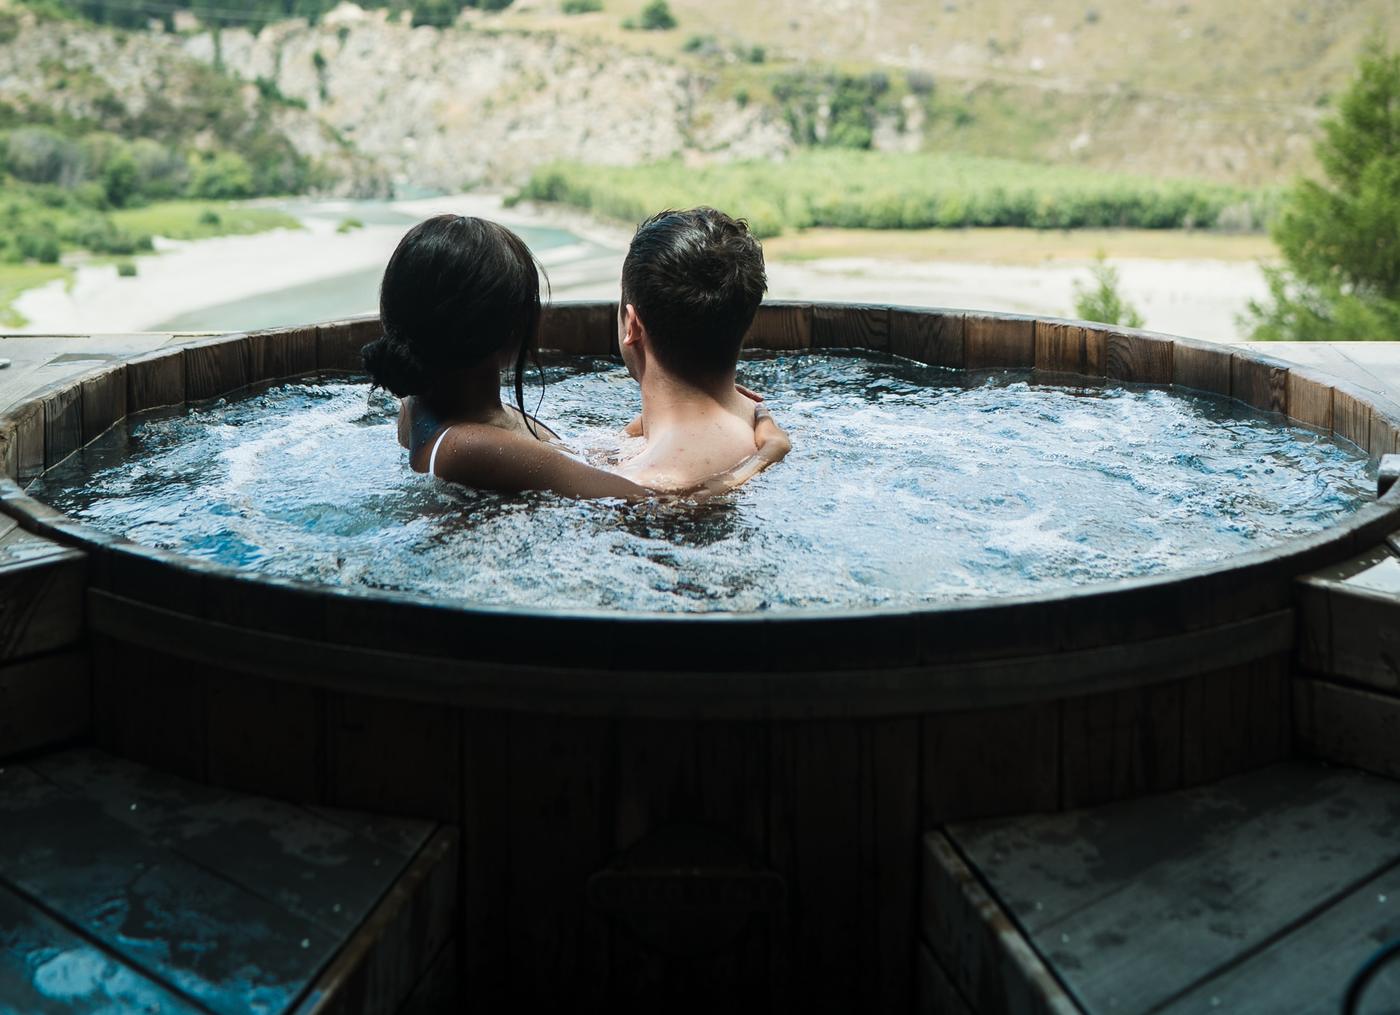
[363,207,791,498]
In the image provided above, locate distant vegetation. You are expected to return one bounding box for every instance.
[623,0,675,31]
[561,0,603,12]
[1247,45,1400,342]
[1073,255,1144,329]
[515,151,1271,238]
[22,0,513,29]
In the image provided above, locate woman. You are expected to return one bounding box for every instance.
[362,214,788,499]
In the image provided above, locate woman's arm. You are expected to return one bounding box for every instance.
[431,425,654,500]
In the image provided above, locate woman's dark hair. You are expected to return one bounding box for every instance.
[363,215,544,419]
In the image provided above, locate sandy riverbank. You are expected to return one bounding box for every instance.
[11,193,1270,342]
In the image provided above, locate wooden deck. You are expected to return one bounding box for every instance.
[0,749,457,1014]
[923,761,1400,1014]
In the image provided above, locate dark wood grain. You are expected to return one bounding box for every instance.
[915,943,974,1015]
[1060,679,1183,809]
[0,544,85,662]
[1333,385,1373,451]
[747,302,812,352]
[1034,320,1089,375]
[325,691,460,821]
[1180,656,1291,786]
[249,326,319,384]
[1294,678,1400,778]
[540,302,619,355]
[504,713,612,1007]
[459,709,511,1005]
[964,314,1034,369]
[1285,368,1335,431]
[124,348,185,413]
[922,702,1059,825]
[1230,353,1288,413]
[207,670,323,802]
[1106,331,1174,384]
[889,308,964,368]
[1172,341,1233,396]
[921,832,1082,1015]
[42,383,83,469]
[813,303,891,351]
[80,366,128,444]
[7,399,45,482]
[317,316,381,373]
[183,336,251,402]
[94,640,208,782]
[0,651,89,760]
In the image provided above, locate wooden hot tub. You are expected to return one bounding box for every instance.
[2,302,1399,1013]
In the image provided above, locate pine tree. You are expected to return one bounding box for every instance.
[1247,44,1400,341]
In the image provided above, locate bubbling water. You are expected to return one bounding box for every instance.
[34,352,1373,614]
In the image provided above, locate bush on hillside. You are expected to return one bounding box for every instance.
[1073,255,1144,328]
[637,0,675,30]
[562,0,603,12]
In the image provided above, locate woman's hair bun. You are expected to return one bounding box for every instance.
[362,334,430,397]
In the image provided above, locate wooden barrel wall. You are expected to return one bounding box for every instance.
[2,303,1399,1013]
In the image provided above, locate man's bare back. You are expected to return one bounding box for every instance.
[615,390,760,492]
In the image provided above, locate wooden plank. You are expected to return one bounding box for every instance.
[1285,367,1335,431]
[1230,353,1288,414]
[1060,678,1183,809]
[295,828,458,1015]
[747,301,811,352]
[0,650,90,760]
[0,419,17,480]
[504,713,613,1007]
[124,349,185,414]
[1034,320,1089,375]
[540,302,618,356]
[31,747,425,941]
[889,308,964,368]
[207,670,323,802]
[459,709,511,1005]
[7,398,45,482]
[1083,324,1106,376]
[94,640,208,782]
[317,317,381,373]
[922,702,1059,825]
[915,942,974,1015]
[0,881,204,1014]
[248,325,319,384]
[393,935,459,1015]
[80,366,128,444]
[1333,385,1373,452]
[0,761,339,1015]
[42,383,83,469]
[607,719,771,1009]
[950,762,1400,1013]
[1156,862,1400,1015]
[325,691,460,821]
[1106,331,1173,385]
[813,303,890,351]
[768,718,919,1012]
[0,545,85,662]
[183,337,251,403]
[1294,678,1400,778]
[921,832,1082,1015]
[1180,655,1291,786]
[964,314,1034,369]
[1324,586,1400,693]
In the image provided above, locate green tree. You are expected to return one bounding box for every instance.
[100,147,139,207]
[1246,45,1400,341]
[190,151,255,199]
[1073,254,1144,328]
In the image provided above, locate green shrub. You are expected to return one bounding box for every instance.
[1245,45,1400,341]
[198,208,222,226]
[116,260,137,277]
[635,0,675,30]
[190,151,256,199]
[1073,255,1144,328]
[561,0,602,12]
[18,233,61,264]
[336,216,364,233]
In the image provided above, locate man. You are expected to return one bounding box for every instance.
[614,207,774,491]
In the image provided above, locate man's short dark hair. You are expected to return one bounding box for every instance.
[621,207,767,380]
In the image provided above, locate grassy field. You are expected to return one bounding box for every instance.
[762,227,1277,266]
[515,151,1271,238]
[110,202,301,241]
[0,263,70,328]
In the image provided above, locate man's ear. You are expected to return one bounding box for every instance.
[622,303,645,348]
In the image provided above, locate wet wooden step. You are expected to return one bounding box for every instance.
[0,748,456,1014]
[923,762,1400,1014]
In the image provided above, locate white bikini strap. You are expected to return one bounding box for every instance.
[427,428,450,478]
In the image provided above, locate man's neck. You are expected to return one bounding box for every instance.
[638,367,739,434]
